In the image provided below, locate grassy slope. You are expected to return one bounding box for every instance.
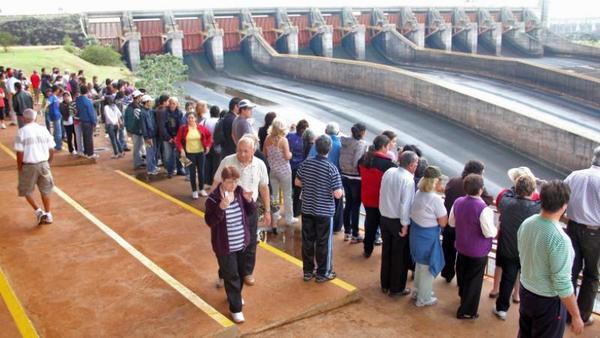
[0,46,133,81]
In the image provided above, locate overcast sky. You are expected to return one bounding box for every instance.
[1,0,598,20]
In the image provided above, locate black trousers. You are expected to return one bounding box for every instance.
[456,253,487,317]
[441,227,457,282]
[342,177,361,237]
[80,122,95,156]
[301,214,333,276]
[380,216,410,293]
[205,150,220,185]
[518,286,566,338]
[496,255,520,312]
[216,248,247,313]
[363,207,381,255]
[291,168,302,217]
[567,220,600,322]
[332,197,343,233]
[64,124,77,153]
[186,152,205,192]
[242,210,258,277]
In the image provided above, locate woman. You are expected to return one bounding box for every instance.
[264,118,297,226]
[0,79,6,129]
[175,113,213,199]
[258,112,276,152]
[449,174,497,319]
[195,100,208,125]
[205,166,256,324]
[287,119,309,218]
[60,92,77,155]
[358,135,396,258]
[382,130,398,163]
[103,96,124,159]
[302,128,316,160]
[339,123,368,243]
[409,166,448,307]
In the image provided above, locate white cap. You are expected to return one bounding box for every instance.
[141,95,153,103]
[238,99,256,109]
[132,90,143,97]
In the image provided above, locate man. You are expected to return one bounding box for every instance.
[14,109,56,224]
[220,97,241,159]
[379,151,418,296]
[231,99,256,145]
[157,96,182,178]
[295,135,344,283]
[211,136,271,286]
[564,146,600,326]
[6,70,19,123]
[124,90,145,169]
[68,73,79,96]
[46,85,63,151]
[518,180,584,337]
[75,86,98,159]
[30,70,41,104]
[12,81,34,128]
[140,95,159,176]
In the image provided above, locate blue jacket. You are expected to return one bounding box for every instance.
[140,107,157,140]
[409,220,445,277]
[308,134,341,168]
[75,95,97,124]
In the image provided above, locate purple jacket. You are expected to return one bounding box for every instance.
[205,185,257,256]
[453,196,492,258]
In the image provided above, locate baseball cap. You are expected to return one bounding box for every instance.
[141,95,153,103]
[238,99,256,109]
[132,90,143,97]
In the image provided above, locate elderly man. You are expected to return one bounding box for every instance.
[211,135,271,286]
[564,146,600,326]
[14,109,56,224]
[379,151,418,296]
[295,135,344,283]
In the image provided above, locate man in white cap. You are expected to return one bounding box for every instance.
[14,108,56,224]
[231,99,256,145]
[124,89,145,169]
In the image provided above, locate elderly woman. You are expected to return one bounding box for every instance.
[449,174,497,319]
[205,166,256,324]
[264,118,297,226]
[409,166,448,307]
[175,112,213,199]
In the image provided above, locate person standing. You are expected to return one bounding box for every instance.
[123,90,145,169]
[258,112,276,152]
[14,109,55,224]
[564,146,600,326]
[175,113,213,199]
[75,86,98,159]
[204,105,221,185]
[104,96,124,159]
[140,95,160,175]
[287,119,309,218]
[295,135,344,283]
[220,97,241,159]
[46,85,63,152]
[449,174,497,319]
[12,81,34,128]
[231,99,256,144]
[379,151,418,297]
[518,180,584,337]
[59,92,77,155]
[0,80,6,129]
[30,70,40,104]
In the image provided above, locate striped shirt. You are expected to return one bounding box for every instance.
[225,200,245,253]
[518,214,575,298]
[297,156,342,217]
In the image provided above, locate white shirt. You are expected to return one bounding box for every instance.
[104,105,122,126]
[565,165,600,227]
[14,123,55,163]
[204,117,219,135]
[379,167,415,226]
[7,77,19,94]
[448,198,497,238]
[410,191,447,227]
[214,154,269,201]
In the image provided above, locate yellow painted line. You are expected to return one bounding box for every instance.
[0,267,40,338]
[0,145,235,329]
[115,170,358,293]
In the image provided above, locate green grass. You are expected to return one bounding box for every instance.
[574,40,600,48]
[0,46,134,82]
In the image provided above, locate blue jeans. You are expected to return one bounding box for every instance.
[162,141,176,174]
[107,124,123,155]
[146,139,158,173]
[131,134,144,168]
[51,119,62,150]
[118,125,129,150]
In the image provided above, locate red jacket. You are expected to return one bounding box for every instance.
[174,123,213,154]
[30,73,40,89]
[358,152,396,208]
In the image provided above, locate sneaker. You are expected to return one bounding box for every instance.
[389,288,411,297]
[192,191,199,200]
[374,237,383,246]
[585,317,595,326]
[492,306,507,320]
[231,312,245,323]
[111,154,118,159]
[344,233,352,241]
[243,275,255,286]
[148,169,160,176]
[303,272,315,282]
[89,154,99,159]
[285,217,298,226]
[42,212,53,224]
[351,235,364,244]
[199,190,208,197]
[118,152,125,158]
[35,209,45,225]
[216,278,224,288]
[71,150,78,156]
[416,297,438,307]
[315,272,336,283]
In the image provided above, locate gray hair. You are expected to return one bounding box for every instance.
[325,122,339,136]
[398,151,419,169]
[23,108,37,121]
[593,146,600,166]
[302,129,316,142]
[315,134,332,156]
[239,133,259,151]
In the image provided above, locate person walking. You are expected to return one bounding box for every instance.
[140,95,159,175]
[175,112,213,199]
[518,180,584,337]
[14,109,55,224]
[76,86,98,159]
[104,96,124,159]
[205,166,256,324]
[287,119,309,218]
[295,135,344,283]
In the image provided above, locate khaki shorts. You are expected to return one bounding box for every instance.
[18,161,54,196]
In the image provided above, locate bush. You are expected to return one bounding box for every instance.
[135,54,188,99]
[0,15,85,47]
[0,32,18,52]
[63,35,76,54]
[80,44,122,66]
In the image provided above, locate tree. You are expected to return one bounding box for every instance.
[135,54,188,99]
[80,44,122,66]
[0,32,18,52]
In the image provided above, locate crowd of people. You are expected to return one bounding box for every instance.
[3,64,599,334]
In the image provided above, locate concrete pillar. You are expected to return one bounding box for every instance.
[165,31,184,58]
[408,24,425,48]
[123,32,141,72]
[203,30,224,71]
[454,23,478,53]
[310,25,333,58]
[399,8,425,47]
[426,9,452,51]
[501,8,543,57]
[372,23,417,62]
[275,9,299,55]
[342,25,366,60]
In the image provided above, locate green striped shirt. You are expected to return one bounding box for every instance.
[518,214,575,298]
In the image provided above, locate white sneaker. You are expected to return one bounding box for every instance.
[71,150,78,156]
[111,154,118,159]
[285,217,299,225]
[493,305,507,320]
[199,190,208,197]
[192,191,199,200]
[35,209,45,225]
[42,212,53,224]
[416,297,438,307]
[231,312,245,323]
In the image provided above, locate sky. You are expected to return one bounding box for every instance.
[0,0,598,20]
